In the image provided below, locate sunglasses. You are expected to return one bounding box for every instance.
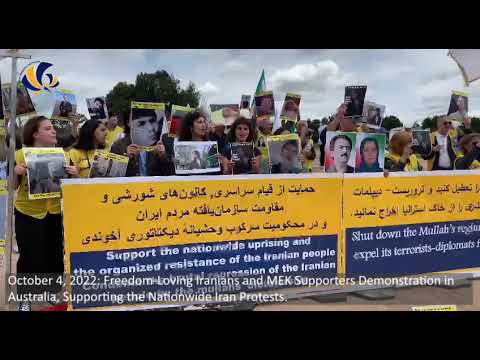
[443,121,452,126]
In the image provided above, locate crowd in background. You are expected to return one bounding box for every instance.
[6,97,480,311]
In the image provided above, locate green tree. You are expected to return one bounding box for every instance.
[382,115,403,131]
[106,70,201,124]
[471,117,480,132]
[106,82,135,124]
[421,116,437,131]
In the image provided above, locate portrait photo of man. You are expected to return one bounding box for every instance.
[326,133,355,173]
[131,108,164,147]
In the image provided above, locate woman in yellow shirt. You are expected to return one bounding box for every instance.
[68,119,108,178]
[14,116,78,311]
[385,131,422,172]
[104,113,124,151]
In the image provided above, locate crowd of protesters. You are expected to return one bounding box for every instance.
[5,96,480,311]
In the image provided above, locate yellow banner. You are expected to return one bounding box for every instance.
[452,90,468,98]
[267,134,300,144]
[343,172,480,229]
[62,174,342,310]
[172,105,193,113]
[412,305,457,311]
[62,174,342,254]
[94,150,129,164]
[342,171,480,277]
[131,102,165,110]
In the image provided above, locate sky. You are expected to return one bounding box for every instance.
[1,49,478,127]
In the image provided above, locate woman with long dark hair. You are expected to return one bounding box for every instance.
[68,119,107,178]
[220,117,261,174]
[14,116,78,311]
[174,110,222,174]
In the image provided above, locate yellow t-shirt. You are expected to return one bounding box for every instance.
[68,148,96,178]
[303,139,315,172]
[14,149,68,219]
[105,126,124,151]
[385,151,421,172]
[256,131,270,174]
[454,157,480,170]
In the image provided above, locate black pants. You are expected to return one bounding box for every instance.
[319,144,325,167]
[433,166,454,171]
[15,210,64,295]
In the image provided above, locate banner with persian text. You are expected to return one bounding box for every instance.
[61,174,342,310]
[342,171,480,278]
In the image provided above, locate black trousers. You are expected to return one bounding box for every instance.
[15,210,64,295]
[433,166,454,171]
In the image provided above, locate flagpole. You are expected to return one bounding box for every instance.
[1,50,31,309]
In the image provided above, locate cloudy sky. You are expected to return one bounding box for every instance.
[1,49,477,126]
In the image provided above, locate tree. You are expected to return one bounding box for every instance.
[382,115,403,131]
[470,117,480,132]
[106,70,201,124]
[421,117,436,131]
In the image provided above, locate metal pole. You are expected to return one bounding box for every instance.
[1,51,30,309]
[4,56,17,308]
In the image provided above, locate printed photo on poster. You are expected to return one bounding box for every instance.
[211,109,225,125]
[324,131,356,174]
[23,148,66,199]
[267,134,303,174]
[254,91,275,119]
[240,95,251,109]
[231,142,255,174]
[363,101,385,126]
[86,96,109,121]
[174,141,220,174]
[355,133,386,173]
[280,93,301,123]
[169,105,193,137]
[52,89,76,119]
[1,83,36,117]
[131,102,166,150]
[89,150,129,178]
[411,129,432,157]
[344,86,367,118]
[447,90,468,123]
[209,104,239,126]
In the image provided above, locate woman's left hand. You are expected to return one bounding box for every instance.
[153,141,166,157]
[298,153,305,163]
[65,165,79,178]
